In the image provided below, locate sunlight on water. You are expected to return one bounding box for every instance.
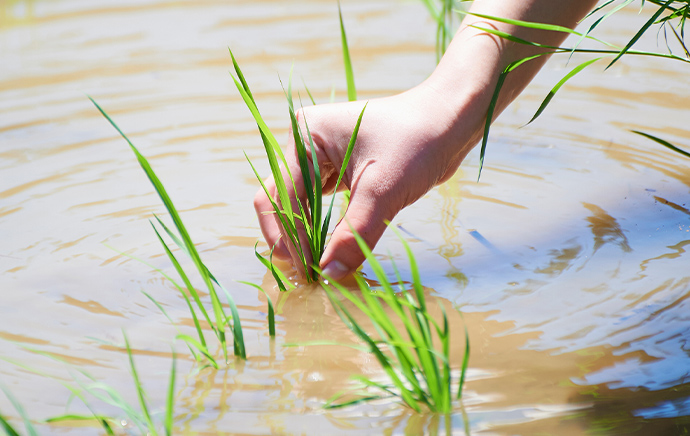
[1,0,689,434]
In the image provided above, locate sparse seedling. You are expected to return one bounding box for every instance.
[2,332,176,435]
[89,98,252,363]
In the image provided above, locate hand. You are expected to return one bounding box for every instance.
[254,82,484,280]
[253,0,599,280]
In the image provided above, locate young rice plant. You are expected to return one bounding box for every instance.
[233,5,363,285]
[318,226,470,413]
[230,52,366,284]
[89,98,276,365]
[1,332,176,435]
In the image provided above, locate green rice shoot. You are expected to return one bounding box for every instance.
[89,97,250,362]
[319,225,470,413]
[3,332,177,435]
[230,51,366,284]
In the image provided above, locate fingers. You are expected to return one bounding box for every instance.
[319,179,397,281]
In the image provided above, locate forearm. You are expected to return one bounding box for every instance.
[418,0,599,163]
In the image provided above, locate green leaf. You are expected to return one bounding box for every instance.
[526,57,603,125]
[0,385,38,436]
[632,130,690,159]
[339,2,357,101]
[478,53,544,180]
[164,349,176,436]
[606,0,675,69]
[320,104,367,257]
[89,97,230,362]
[142,290,199,361]
[238,281,276,337]
[123,332,157,436]
[302,78,317,105]
[151,223,212,348]
[457,317,471,400]
[464,11,613,47]
[176,334,218,369]
[0,414,21,436]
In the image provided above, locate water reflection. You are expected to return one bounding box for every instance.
[583,203,632,254]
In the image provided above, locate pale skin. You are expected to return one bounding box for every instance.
[254,0,600,280]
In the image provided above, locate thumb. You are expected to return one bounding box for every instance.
[319,189,395,280]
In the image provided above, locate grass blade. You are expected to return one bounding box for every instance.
[0,414,21,436]
[90,97,229,362]
[478,54,543,180]
[254,242,293,292]
[238,281,276,337]
[176,334,218,368]
[320,104,367,255]
[231,75,296,227]
[210,277,246,359]
[302,78,317,105]
[464,11,614,48]
[284,73,315,217]
[122,333,157,436]
[164,349,176,436]
[0,386,37,436]
[338,2,357,101]
[526,57,602,125]
[632,130,690,158]
[303,110,323,266]
[46,415,115,434]
[142,291,199,361]
[245,154,306,273]
[151,223,212,348]
[229,48,255,104]
[457,317,470,400]
[606,0,675,69]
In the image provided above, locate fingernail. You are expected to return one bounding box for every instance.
[322,260,350,281]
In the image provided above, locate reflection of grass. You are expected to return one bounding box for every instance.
[89,97,266,364]
[320,227,470,413]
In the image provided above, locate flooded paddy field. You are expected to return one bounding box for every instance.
[1,0,689,434]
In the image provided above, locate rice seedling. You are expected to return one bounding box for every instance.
[2,332,176,435]
[233,5,363,285]
[464,1,690,178]
[230,52,366,284]
[316,225,470,413]
[89,97,249,362]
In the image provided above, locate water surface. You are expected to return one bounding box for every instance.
[1,0,689,434]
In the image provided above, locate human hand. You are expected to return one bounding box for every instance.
[254,82,484,280]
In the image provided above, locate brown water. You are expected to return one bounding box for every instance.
[1,0,689,434]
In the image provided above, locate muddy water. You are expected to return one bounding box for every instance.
[1,0,689,434]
